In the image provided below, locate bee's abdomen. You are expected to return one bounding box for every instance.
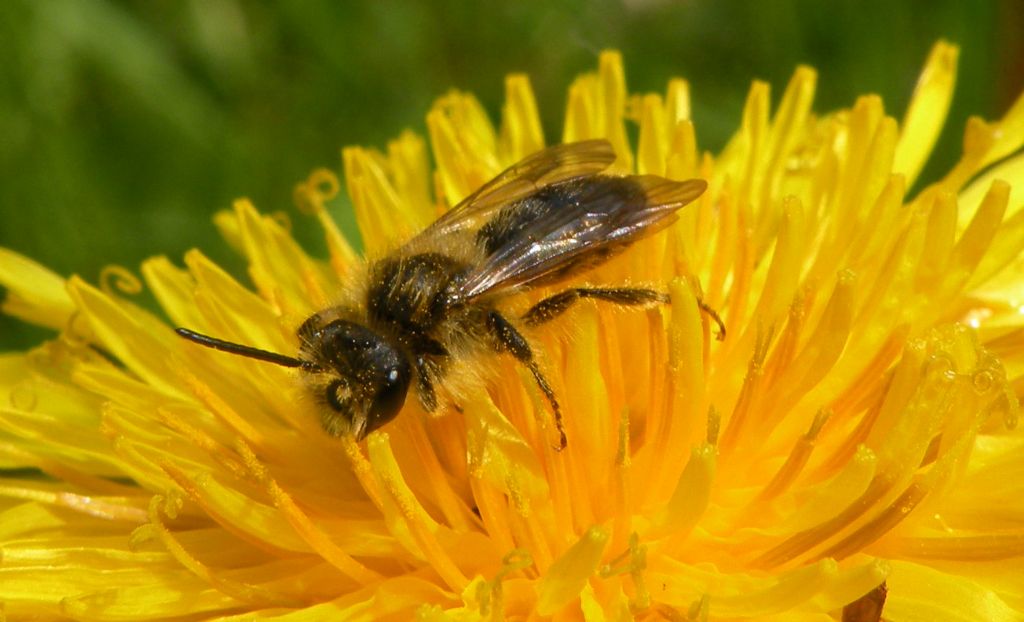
[367,253,469,333]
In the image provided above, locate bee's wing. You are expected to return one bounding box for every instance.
[454,175,708,301]
[406,140,617,246]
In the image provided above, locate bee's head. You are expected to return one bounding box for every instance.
[175,316,411,442]
[299,318,412,440]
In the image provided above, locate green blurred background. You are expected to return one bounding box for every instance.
[2,0,1022,349]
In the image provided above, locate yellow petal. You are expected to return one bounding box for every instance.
[894,42,959,188]
[499,74,545,161]
[884,560,1021,622]
[0,248,75,330]
[536,525,610,615]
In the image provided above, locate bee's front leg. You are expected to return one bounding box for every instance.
[410,334,449,413]
[414,355,438,412]
[486,310,566,450]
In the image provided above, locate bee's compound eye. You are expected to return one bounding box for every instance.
[365,363,410,435]
[297,314,323,343]
[325,379,349,412]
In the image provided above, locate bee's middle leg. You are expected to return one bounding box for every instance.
[486,310,566,450]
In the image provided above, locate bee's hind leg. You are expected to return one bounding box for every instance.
[523,286,726,340]
[522,287,668,325]
[486,310,566,450]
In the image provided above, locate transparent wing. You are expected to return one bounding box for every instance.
[405,140,616,248]
[455,175,708,301]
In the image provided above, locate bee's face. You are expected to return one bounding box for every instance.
[300,319,411,440]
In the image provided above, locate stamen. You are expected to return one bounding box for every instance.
[599,533,650,611]
[720,323,770,454]
[642,306,667,451]
[158,463,309,555]
[505,471,556,572]
[341,436,385,511]
[146,495,302,607]
[235,440,383,585]
[754,473,892,569]
[178,370,269,450]
[293,168,357,273]
[477,549,534,620]
[821,483,929,561]
[366,434,468,591]
[755,409,831,503]
[761,271,854,435]
[404,417,477,531]
[99,265,143,297]
[155,407,248,480]
[828,327,909,424]
[611,407,632,549]
[468,479,516,555]
[292,168,340,215]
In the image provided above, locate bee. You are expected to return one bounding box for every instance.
[176,140,721,448]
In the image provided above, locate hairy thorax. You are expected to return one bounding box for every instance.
[367,253,471,336]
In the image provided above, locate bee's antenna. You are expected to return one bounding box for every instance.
[175,328,318,371]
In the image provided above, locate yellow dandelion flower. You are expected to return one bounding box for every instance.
[3,41,1024,620]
